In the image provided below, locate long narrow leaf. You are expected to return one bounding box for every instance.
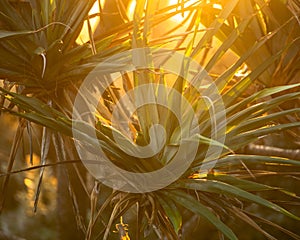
[174,179,300,220]
[162,190,238,240]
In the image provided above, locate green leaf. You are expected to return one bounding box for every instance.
[34,126,51,212]
[226,83,300,117]
[191,0,240,58]
[228,122,300,150]
[215,154,300,168]
[228,108,300,136]
[225,90,300,135]
[207,174,277,192]
[222,48,284,107]
[163,190,238,240]
[183,133,232,152]
[174,179,300,220]
[0,30,37,40]
[212,29,276,94]
[157,194,182,234]
[228,207,277,240]
[205,15,253,72]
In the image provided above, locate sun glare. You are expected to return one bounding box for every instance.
[168,0,199,22]
[127,0,137,21]
[212,3,222,10]
[76,1,101,45]
[76,0,223,44]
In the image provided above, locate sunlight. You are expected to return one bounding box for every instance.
[76,0,103,45]
[21,154,58,216]
[212,3,222,10]
[127,0,137,21]
[168,0,223,22]
[126,0,222,25]
[168,0,198,22]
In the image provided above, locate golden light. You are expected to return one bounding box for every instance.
[20,154,58,215]
[24,178,34,188]
[212,3,222,10]
[76,0,103,45]
[168,0,199,22]
[127,0,136,21]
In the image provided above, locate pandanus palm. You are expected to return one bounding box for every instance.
[0,0,300,239]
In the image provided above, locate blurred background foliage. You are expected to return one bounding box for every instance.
[0,0,300,239]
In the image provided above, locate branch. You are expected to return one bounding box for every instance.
[242,144,300,160]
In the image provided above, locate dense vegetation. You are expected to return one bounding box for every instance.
[0,0,299,239]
